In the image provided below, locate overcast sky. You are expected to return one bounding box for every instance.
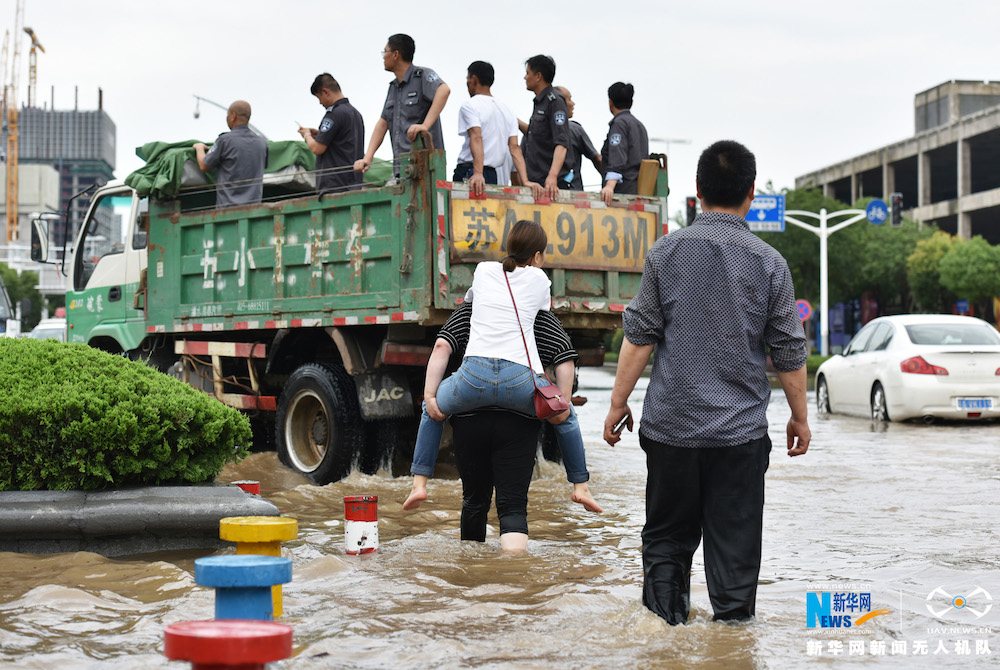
[7,1,1000,214]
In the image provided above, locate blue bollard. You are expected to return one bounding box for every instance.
[194,555,292,621]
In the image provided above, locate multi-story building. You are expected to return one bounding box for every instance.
[0,164,64,294]
[0,91,116,296]
[18,93,116,234]
[796,80,1000,243]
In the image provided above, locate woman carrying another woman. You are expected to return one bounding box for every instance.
[403,220,600,514]
[439,300,584,552]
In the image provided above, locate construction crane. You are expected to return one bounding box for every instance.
[23,26,43,109]
[1,31,8,113]
[4,0,24,243]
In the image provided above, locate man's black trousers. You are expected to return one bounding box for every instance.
[639,432,772,624]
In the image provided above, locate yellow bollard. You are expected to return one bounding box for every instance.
[219,516,298,617]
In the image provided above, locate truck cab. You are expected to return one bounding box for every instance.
[58,184,148,353]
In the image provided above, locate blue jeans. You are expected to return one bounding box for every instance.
[410,356,589,483]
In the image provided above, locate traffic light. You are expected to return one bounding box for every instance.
[685,196,697,225]
[890,192,903,227]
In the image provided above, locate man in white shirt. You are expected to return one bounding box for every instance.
[455,61,541,197]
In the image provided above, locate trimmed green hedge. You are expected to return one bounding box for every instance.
[807,355,832,375]
[0,338,251,491]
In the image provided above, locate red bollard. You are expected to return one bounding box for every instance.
[344,495,379,555]
[164,620,292,669]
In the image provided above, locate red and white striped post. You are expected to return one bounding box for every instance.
[343,495,378,555]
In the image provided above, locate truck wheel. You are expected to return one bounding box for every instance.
[539,422,562,464]
[276,363,362,484]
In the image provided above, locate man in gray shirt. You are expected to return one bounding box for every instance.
[603,140,810,625]
[354,33,450,176]
[555,86,602,191]
[194,100,267,208]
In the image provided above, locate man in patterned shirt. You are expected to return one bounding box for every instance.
[603,140,810,625]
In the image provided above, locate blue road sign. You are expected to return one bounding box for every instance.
[866,199,888,225]
[747,195,785,232]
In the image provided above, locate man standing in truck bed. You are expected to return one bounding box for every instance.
[521,55,571,199]
[455,60,538,196]
[299,73,365,194]
[354,33,450,176]
[193,100,267,208]
[555,85,602,191]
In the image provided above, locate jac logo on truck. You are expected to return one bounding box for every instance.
[355,371,414,420]
[363,386,406,402]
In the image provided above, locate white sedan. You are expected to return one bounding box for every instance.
[815,314,1000,421]
[27,317,67,342]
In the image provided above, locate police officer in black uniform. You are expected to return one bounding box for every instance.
[600,82,650,205]
[522,55,571,199]
[299,73,364,194]
[354,33,450,177]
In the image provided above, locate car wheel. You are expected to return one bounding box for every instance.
[276,363,363,484]
[816,376,831,416]
[870,382,890,422]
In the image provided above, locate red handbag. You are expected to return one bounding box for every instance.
[503,270,570,420]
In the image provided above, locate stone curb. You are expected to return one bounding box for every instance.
[0,486,279,557]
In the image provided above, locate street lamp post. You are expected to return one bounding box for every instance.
[649,137,691,154]
[649,138,690,224]
[193,94,267,139]
[783,208,869,356]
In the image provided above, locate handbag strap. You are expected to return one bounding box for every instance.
[502,268,543,391]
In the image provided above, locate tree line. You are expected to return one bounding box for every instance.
[755,188,1000,321]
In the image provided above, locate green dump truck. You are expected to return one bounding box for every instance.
[32,147,668,484]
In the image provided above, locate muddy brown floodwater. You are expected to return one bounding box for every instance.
[1,367,998,669]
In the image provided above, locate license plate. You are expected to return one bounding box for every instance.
[956,397,993,410]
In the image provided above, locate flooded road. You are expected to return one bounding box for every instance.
[1,366,998,668]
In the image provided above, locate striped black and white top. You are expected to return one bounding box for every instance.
[437,303,578,369]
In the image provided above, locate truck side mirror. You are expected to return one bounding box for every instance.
[30,213,61,263]
[30,216,49,262]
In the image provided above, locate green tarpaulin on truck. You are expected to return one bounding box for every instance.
[124,139,392,200]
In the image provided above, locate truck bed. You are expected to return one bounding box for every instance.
[145,151,665,336]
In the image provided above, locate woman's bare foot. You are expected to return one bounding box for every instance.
[403,487,427,510]
[571,483,603,514]
[403,475,429,510]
